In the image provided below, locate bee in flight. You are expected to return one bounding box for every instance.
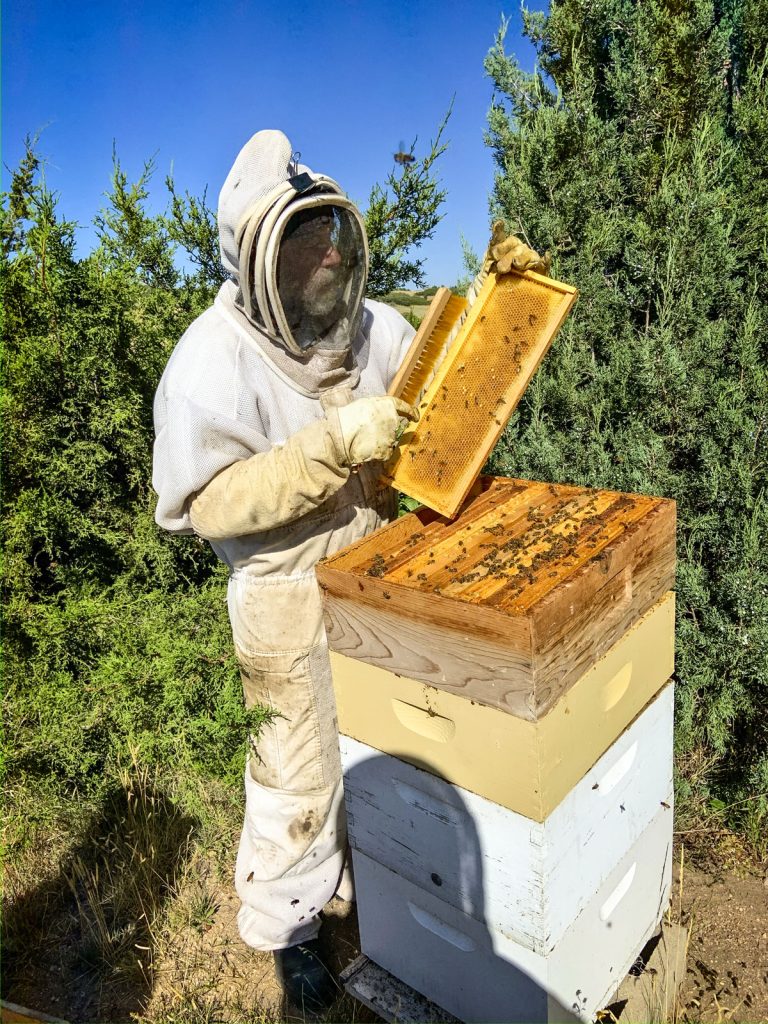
[394,140,415,166]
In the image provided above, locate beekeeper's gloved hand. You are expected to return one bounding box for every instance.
[189,398,418,541]
[487,220,551,276]
[464,221,551,310]
[337,396,419,463]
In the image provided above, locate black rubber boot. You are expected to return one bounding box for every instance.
[274,938,338,1014]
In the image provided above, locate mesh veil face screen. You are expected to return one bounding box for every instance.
[386,272,577,518]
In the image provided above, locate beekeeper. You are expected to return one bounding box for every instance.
[152,128,548,1012]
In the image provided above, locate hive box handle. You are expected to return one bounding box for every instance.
[600,863,636,922]
[594,741,639,797]
[602,661,634,712]
[407,902,476,951]
[391,700,456,743]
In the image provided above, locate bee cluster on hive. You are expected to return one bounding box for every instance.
[356,481,652,609]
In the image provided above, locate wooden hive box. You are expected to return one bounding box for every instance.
[330,595,674,819]
[317,476,676,721]
[353,806,672,1023]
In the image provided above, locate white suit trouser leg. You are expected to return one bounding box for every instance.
[228,570,350,951]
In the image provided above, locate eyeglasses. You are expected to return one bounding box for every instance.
[283,212,337,250]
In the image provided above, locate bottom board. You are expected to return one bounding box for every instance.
[340,956,462,1023]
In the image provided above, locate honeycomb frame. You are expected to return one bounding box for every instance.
[383,270,578,518]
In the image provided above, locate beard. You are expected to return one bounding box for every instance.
[280,265,354,353]
[303,264,345,319]
[284,263,350,345]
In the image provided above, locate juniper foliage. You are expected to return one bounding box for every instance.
[365,106,452,296]
[484,0,767,818]
[1,147,246,794]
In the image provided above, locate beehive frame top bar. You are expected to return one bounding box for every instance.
[317,477,674,636]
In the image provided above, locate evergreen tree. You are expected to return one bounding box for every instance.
[365,108,451,296]
[484,0,767,827]
[1,147,247,788]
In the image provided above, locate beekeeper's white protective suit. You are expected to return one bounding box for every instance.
[152,130,416,951]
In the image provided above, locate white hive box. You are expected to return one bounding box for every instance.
[341,682,674,956]
[353,805,673,1024]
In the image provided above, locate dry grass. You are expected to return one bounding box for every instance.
[2,756,369,1024]
[675,748,768,868]
[3,756,200,1021]
[4,754,764,1023]
[138,854,374,1023]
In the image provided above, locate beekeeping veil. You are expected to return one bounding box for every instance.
[218,131,368,368]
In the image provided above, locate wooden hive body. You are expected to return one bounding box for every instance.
[317,476,676,720]
[330,593,674,820]
[354,807,672,1023]
[341,682,674,954]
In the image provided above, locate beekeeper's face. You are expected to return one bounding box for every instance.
[276,205,366,349]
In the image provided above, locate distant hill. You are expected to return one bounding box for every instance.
[379,285,438,324]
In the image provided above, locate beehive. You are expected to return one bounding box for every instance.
[316,476,676,720]
[382,271,577,518]
[341,682,674,954]
[323,475,677,1021]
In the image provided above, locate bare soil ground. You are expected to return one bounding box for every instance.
[4,842,766,1024]
[670,856,768,1022]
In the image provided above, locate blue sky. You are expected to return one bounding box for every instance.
[4,0,542,287]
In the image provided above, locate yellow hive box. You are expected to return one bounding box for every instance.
[331,593,674,821]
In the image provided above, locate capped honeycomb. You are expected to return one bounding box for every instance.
[383,270,578,518]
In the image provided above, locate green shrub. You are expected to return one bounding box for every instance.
[484,0,768,812]
[0,148,252,794]
[1,137,451,804]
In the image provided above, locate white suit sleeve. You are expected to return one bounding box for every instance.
[153,384,349,536]
[188,411,350,540]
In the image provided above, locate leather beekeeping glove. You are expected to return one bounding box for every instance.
[188,398,418,541]
[189,416,352,541]
[487,220,551,275]
[463,222,551,310]
[337,396,419,463]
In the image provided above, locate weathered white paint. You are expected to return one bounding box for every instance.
[353,806,673,1024]
[341,683,673,954]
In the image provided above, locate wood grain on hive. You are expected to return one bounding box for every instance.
[382,271,577,518]
[317,476,676,720]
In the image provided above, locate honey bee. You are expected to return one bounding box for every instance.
[394,140,415,166]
